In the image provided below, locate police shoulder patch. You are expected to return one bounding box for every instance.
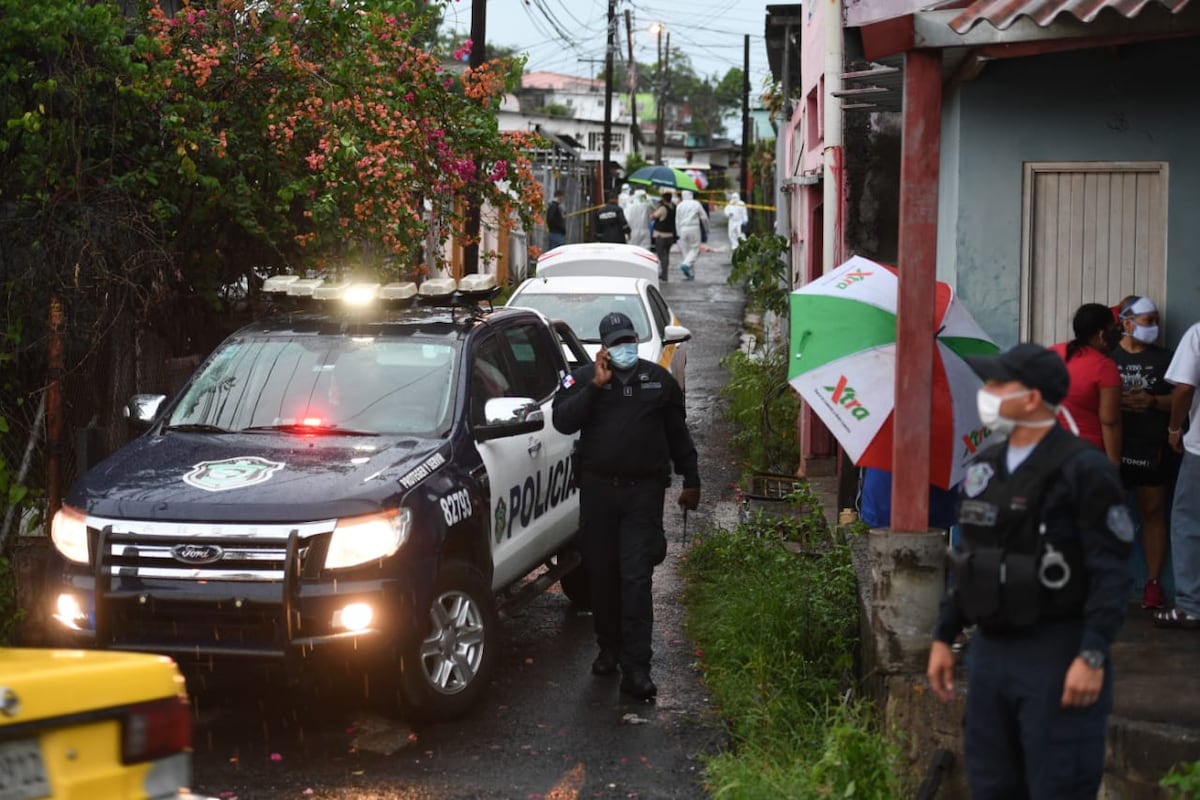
[1107,504,1135,543]
[963,462,994,499]
[561,374,576,390]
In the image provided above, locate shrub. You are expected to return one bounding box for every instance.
[719,348,799,475]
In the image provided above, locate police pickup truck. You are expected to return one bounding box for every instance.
[46,274,591,720]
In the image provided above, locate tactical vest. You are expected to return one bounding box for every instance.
[656,204,676,236]
[949,431,1091,631]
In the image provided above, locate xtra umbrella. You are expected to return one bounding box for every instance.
[684,168,708,190]
[626,165,699,193]
[788,255,1000,489]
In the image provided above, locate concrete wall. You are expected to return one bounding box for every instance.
[938,40,1200,349]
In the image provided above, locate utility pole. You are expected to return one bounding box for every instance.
[654,29,668,165]
[602,0,616,195]
[740,34,750,203]
[624,9,640,156]
[462,0,487,275]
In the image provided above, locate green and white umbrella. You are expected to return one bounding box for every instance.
[789,256,1000,489]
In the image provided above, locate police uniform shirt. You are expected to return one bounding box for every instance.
[934,427,1133,659]
[594,203,631,244]
[551,359,699,488]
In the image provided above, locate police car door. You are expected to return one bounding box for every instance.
[497,322,579,580]
[469,329,574,589]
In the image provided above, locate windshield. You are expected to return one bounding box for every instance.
[511,293,651,344]
[168,335,458,436]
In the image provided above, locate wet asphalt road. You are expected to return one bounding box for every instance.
[189,222,748,800]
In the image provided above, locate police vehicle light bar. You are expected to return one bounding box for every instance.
[380,282,417,301]
[262,275,301,294]
[287,278,324,297]
[419,278,458,298]
[458,273,498,294]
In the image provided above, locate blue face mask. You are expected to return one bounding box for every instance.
[608,343,639,370]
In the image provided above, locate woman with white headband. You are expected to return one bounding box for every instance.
[1110,295,1176,610]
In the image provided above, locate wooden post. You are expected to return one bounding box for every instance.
[497,218,510,285]
[891,49,942,533]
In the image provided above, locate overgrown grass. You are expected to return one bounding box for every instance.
[683,521,904,798]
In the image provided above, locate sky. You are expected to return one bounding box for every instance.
[441,0,774,92]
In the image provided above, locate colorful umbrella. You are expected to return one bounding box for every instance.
[788,256,1001,489]
[626,165,699,193]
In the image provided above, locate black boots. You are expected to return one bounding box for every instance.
[619,668,657,701]
[591,650,619,676]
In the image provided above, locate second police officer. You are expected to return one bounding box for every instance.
[926,343,1133,799]
[552,312,700,701]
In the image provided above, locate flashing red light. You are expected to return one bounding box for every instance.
[302,417,323,427]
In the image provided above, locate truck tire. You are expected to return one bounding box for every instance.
[399,560,498,720]
[558,561,590,608]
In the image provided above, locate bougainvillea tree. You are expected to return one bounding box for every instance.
[137,0,543,282]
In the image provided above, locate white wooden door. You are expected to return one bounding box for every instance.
[1021,162,1168,344]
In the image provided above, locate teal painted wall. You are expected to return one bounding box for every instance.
[938,40,1200,348]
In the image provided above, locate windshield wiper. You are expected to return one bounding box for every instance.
[241,424,378,437]
[164,423,230,434]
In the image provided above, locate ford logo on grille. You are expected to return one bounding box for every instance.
[171,543,224,565]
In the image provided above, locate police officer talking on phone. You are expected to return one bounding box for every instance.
[927,342,1133,799]
[552,311,700,701]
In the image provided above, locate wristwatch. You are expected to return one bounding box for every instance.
[1078,649,1105,670]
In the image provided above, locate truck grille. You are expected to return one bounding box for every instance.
[86,517,335,582]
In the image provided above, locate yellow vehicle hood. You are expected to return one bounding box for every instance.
[0,648,185,725]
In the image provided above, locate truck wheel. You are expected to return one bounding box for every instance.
[399,560,497,721]
[558,561,590,608]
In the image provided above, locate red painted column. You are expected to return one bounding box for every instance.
[891,49,942,532]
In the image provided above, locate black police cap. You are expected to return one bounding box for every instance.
[964,342,1070,406]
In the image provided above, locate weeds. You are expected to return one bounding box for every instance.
[1161,759,1200,799]
[684,523,903,798]
[720,348,799,475]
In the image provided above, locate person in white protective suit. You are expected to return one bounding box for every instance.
[617,183,632,211]
[726,192,749,251]
[673,190,709,281]
[625,189,653,250]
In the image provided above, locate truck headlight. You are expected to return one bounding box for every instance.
[51,505,90,564]
[325,508,411,570]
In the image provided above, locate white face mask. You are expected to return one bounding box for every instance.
[976,389,1025,436]
[976,388,1060,436]
[1130,323,1159,345]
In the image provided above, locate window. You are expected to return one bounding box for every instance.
[587,132,625,152]
[646,287,671,337]
[503,324,560,401]
[168,336,457,435]
[470,334,513,426]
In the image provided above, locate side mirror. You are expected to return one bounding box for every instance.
[125,394,167,430]
[475,397,545,441]
[663,325,692,345]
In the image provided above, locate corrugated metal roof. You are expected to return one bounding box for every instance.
[949,0,1193,32]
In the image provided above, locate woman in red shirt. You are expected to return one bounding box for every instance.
[1050,303,1122,465]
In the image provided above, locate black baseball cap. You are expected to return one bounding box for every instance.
[964,342,1070,406]
[599,312,637,347]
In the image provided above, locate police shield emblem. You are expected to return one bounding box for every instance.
[963,462,994,499]
[494,498,507,544]
[183,456,285,492]
[1107,504,1135,543]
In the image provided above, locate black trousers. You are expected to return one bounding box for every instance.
[965,621,1111,799]
[653,236,672,281]
[579,475,666,671]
